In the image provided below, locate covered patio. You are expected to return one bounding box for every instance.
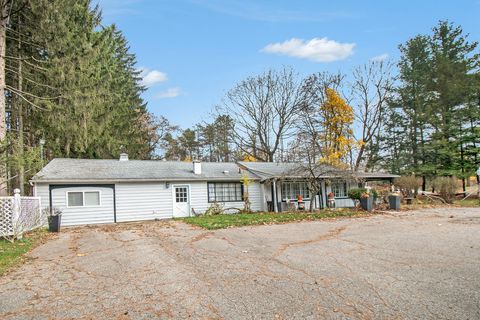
[238,161,399,212]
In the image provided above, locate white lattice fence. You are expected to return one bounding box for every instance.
[0,190,43,238]
[0,197,14,236]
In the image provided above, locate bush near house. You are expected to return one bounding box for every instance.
[432,177,459,204]
[394,176,423,198]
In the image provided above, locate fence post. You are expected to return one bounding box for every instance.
[12,188,22,239]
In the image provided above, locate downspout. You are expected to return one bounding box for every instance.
[272,179,278,213]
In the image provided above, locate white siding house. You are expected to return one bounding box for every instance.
[31,156,397,227]
[32,157,266,226]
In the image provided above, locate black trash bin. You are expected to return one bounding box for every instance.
[48,214,62,232]
[388,195,401,210]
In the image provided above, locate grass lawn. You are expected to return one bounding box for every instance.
[454,198,480,207]
[0,228,50,276]
[401,196,480,210]
[181,209,369,230]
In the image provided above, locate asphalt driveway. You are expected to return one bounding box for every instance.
[0,207,479,319]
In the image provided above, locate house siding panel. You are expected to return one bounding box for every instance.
[115,182,172,222]
[34,180,266,226]
[115,180,264,221]
[50,186,115,226]
[34,183,115,226]
[35,183,50,210]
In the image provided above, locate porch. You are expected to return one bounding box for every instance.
[262,179,359,212]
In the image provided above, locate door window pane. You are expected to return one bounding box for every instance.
[175,187,188,203]
[84,191,100,206]
[68,192,83,207]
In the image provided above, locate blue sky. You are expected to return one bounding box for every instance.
[97,0,479,129]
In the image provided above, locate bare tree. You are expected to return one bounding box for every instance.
[219,67,304,162]
[350,60,394,171]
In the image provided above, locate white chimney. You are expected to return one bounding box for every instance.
[193,160,201,174]
[119,153,129,161]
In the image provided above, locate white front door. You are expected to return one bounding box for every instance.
[172,185,190,217]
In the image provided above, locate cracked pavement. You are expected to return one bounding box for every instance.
[0,207,479,319]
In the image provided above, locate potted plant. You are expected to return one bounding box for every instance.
[388,192,401,210]
[296,195,305,210]
[46,207,62,232]
[327,192,335,208]
[360,192,373,212]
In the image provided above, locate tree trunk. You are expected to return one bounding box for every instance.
[309,189,318,212]
[17,62,24,194]
[354,144,365,171]
[420,126,426,191]
[460,142,466,193]
[16,16,25,194]
[0,2,7,195]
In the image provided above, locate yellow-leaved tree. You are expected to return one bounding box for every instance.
[319,88,356,168]
[241,172,252,212]
[242,154,257,162]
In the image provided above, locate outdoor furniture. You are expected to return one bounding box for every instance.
[284,202,296,211]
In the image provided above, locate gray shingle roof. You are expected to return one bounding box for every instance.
[237,161,309,180]
[32,158,398,183]
[32,159,260,182]
[238,161,399,181]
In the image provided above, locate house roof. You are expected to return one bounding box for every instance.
[238,161,399,181]
[237,161,314,180]
[32,158,399,183]
[32,158,260,183]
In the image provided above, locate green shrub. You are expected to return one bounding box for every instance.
[348,188,364,200]
[394,176,422,198]
[205,202,224,215]
[348,188,378,200]
[432,177,459,204]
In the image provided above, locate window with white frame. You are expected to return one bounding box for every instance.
[331,182,348,198]
[67,191,101,207]
[281,181,310,200]
[208,182,243,202]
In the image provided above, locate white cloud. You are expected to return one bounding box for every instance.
[371,53,389,62]
[156,87,181,99]
[261,38,355,62]
[138,67,168,87]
